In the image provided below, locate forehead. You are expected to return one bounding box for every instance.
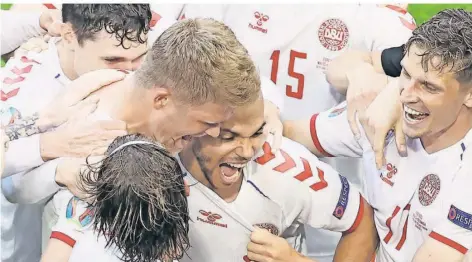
[188,103,233,123]
[80,30,148,58]
[403,44,457,83]
[222,99,264,130]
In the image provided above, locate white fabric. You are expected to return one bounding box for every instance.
[152,4,415,259]
[66,137,362,261]
[313,101,472,261]
[0,38,70,262]
[0,10,45,55]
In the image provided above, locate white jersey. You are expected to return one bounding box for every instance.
[164,4,415,260]
[311,101,472,261]
[67,137,363,261]
[0,39,70,262]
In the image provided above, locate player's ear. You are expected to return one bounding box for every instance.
[153,86,171,110]
[463,85,472,108]
[61,23,77,49]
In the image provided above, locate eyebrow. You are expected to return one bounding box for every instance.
[101,51,147,62]
[221,121,266,137]
[402,63,444,90]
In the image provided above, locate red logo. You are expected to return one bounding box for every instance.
[197,210,227,228]
[318,18,349,51]
[248,11,269,34]
[418,174,441,206]
[379,163,397,186]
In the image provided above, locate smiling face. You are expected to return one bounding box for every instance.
[189,97,266,189]
[399,44,471,139]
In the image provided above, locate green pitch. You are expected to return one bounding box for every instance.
[1,3,472,67]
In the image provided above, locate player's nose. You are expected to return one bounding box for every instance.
[237,140,255,159]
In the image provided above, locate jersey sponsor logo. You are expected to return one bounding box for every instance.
[448,205,472,231]
[254,223,279,235]
[333,175,350,219]
[197,210,227,228]
[318,18,349,51]
[0,106,22,126]
[328,104,346,118]
[379,163,397,186]
[418,174,441,206]
[249,11,269,34]
[65,197,94,228]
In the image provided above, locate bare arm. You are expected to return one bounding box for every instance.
[325,51,384,95]
[283,118,325,158]
[41,239,73,262]
[334,198,378,262]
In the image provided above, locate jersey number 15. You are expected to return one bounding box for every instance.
[270,49,307,100]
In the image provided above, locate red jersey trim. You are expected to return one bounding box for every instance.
[309,114,333,157]
[50,231,76,247]
[429,231,468,254]
[345,194,365,234]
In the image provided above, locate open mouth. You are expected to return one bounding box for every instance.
[404,105,430,124]
[219,162,246,184]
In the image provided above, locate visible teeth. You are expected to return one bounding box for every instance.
[404,106,426,116]
[227,163,245,168]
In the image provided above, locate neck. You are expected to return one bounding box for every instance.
[421,107,472,153]
[56,41,79,80]
[179,147,243,202]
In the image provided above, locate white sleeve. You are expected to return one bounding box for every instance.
[261,76,285,112]
[429,161,472,255]
[310,101,368,157]
[255,138,364,232]
[2,134,44,177]
[1,11,45,55]
[50,190,93,247]
[357,5,415,51]
[147,4,184,46]
[2,158,61,204]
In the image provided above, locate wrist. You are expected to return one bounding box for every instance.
[54,160,67,187]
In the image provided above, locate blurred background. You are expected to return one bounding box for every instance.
[2,3,472,67]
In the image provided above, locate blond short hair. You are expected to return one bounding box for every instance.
[135,18,260,106]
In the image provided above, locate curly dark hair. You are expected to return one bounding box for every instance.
[79,134,190,262]
[62,4,151,48]
[405,9,472,84]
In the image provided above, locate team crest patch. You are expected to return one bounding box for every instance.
[328,105,347,118]
[318,18,350,51]
[333,175,350,219]
[448,205,472,231]
[66,196,94,228]
[254,223,279,235]
[418,174,441,206]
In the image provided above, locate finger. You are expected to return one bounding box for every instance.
[63,70,126,105]
[31,47,43,53]
[394,121,407,157]
[97,130,127,141]
[247,241,268,255]
[72,100,99,118]
[47,21,63,36]
[270,128,283,154]
[250,227,273,245]
[373,131,387,169]
[96,120,127,131]
[347,106,361,140]
[246,251,268,262]
[184,180,190,196]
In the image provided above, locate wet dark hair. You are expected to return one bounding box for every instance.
[79,134,189,262]
[405,9,472,84]
[62,4,151,48]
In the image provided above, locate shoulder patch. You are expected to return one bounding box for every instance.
[448,205,472,231]
[65,196,94,228]
[332,175,350,219]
